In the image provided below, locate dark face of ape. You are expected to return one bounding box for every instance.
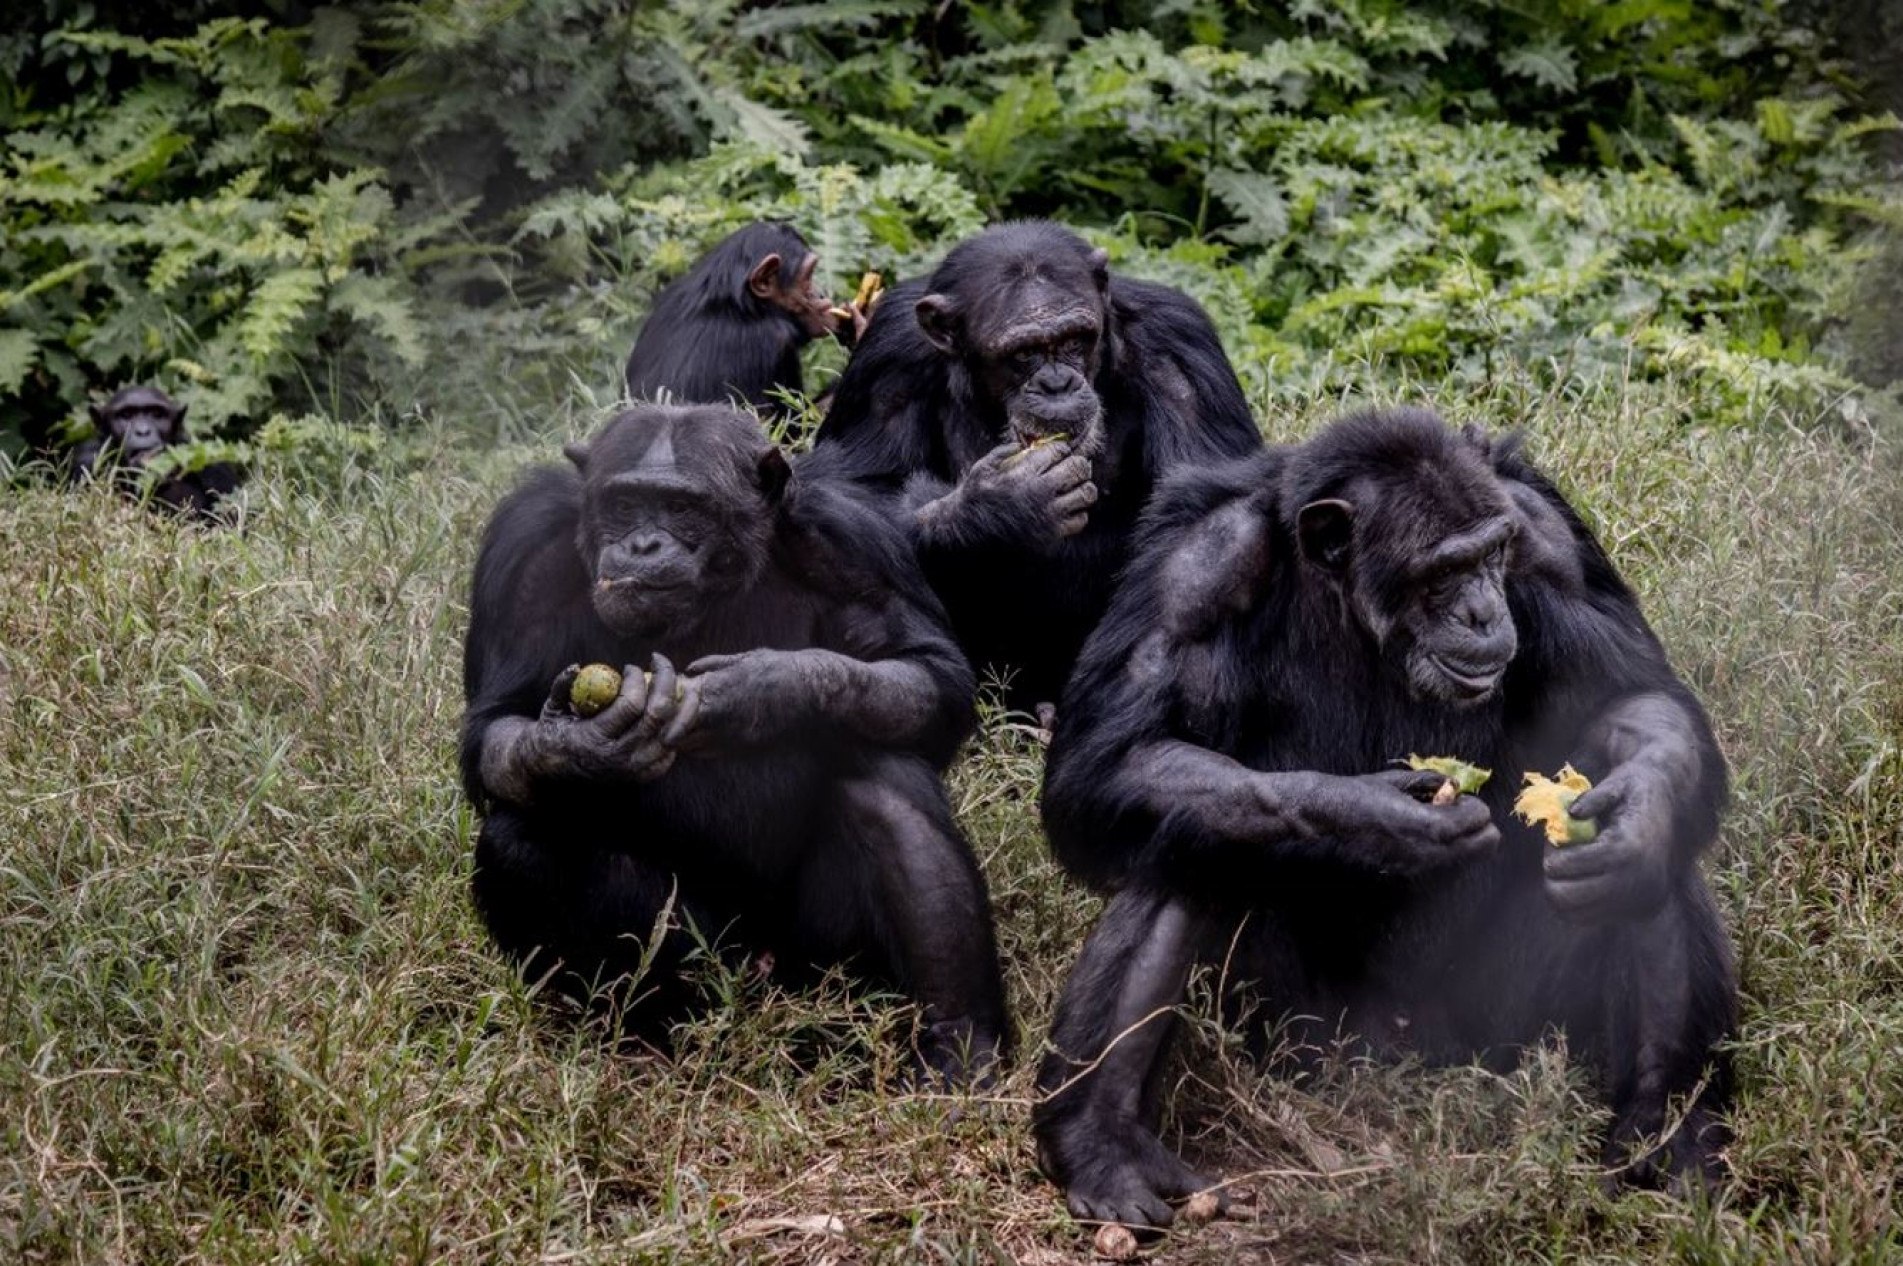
[749,246,839,340]
[566,405,790,639]
[91,386,185,466]
[1291,414,1520,707]
[914,223,1112,458]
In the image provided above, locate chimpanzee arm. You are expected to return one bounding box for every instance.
[460,468,685,809]
[1106,278,1262,476]
[1490,446,1728,921]
[1043,458,1497,894]
[666,478,978,767]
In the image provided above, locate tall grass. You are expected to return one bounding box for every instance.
[3,370,1900,1263]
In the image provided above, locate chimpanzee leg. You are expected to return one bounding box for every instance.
[1468,870,1736,1190]
[1595,874,1736,1189]
[471,806,729,1031]
[801,755,1009,1084]
[1034,888,1222,1229]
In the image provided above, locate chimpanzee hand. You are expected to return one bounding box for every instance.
[1279,769,1500,875]
[1542,762,1675,923]
[663,649,818,754]
[536,655,684,784]
[922,439,1097,546]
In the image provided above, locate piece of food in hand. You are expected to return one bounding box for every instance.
[1406,754,1492,796]
[831,270,886,319]
[1092,1222,1140,1261]
[568,663,623,718]
[1513,764,1599,845]
[1005,431,1071,468]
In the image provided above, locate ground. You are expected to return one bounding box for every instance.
[2,371,1900,1264]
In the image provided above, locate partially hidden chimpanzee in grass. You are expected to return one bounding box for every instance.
[73,385,240,522]
[623,222,872,418]
[460,402,1008,1082]
[1034,408,1736,1230]
[807,221,1261,716]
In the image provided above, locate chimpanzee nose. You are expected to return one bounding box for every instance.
[627,530,667,557]
[1031,364,1073,395]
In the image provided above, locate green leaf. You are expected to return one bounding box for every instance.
[1499,39,1578,94]
[1207,170,1289,246]
[0,328,39,395]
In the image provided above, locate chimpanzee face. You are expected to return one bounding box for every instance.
[91,386,185,466]
[750,251,839,341]
[1296,453,1520,708]
[914,237,1112,460]
[568,406,787,640]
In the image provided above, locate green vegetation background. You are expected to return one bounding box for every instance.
[2,1,1901,1261]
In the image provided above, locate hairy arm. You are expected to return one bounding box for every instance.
[667,478,977,767]
[1043,460,1495,892]
[1492,447,1728,920]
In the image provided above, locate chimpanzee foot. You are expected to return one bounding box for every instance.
[915,1015,1005,1091]
[1604,1101,1729,1195]
[1041,1120,1223,1230]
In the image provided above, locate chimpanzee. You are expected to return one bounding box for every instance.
[623,222,871,417]
[807,221,1261,714]
[72,385,240,521]
[1033,408,1736,1229]
[460,402,1008,1081]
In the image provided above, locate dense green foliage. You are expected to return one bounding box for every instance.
[1,0,1896,460]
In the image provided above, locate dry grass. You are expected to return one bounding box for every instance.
[3,372,1900,1263]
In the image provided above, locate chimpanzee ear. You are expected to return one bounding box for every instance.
[563,441,590,472]
[747,253,783,300]
[172,402,189,437]
[1087,247,1111,293]
[756,447,793,504]
[915,293,960,355]
[1297,499,1356,573]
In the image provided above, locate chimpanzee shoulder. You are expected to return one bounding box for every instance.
[804,279,947,482]
[1103,277,1261,470]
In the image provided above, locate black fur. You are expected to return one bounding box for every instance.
[73,385,239,523]
[808,221,1261,709]
[623,222,821,415]
[461,403,1008,1080]
[1034,408,1737,1228]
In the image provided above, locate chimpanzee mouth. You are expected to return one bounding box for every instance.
[1429,653,1506,699]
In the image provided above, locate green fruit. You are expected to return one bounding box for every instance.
[1406,754,1492,796]
[569,663,622,717]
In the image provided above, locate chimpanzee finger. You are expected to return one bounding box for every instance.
[1047,453,1093,492]
[975,441,1022,471]
[659,678,704,749]
[543,664,582,716]
[686,653,741,677]
[642,654,683,727]
[589,663,650,738]
[1376,769,1452,801]
[1056,512,1091,538]
[628,744,677,784]
[1054,483,1099,516]
[1542,833,1631,881]
[1566,776,1628,822]
[1544,870,1631,920]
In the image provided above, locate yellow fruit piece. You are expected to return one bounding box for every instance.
[1513,764,1599,845]
[1004,431,1071,468]
[853,270,883,309]
[1406,754,1492,796]
[569,663,623,718]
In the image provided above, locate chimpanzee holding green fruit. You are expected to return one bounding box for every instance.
[459,402,1008,1083]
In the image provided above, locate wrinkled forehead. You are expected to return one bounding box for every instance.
[956,252,1103,351]
[109,389,176,416]
[588,407,760,488]
[1360,455,1512,560]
